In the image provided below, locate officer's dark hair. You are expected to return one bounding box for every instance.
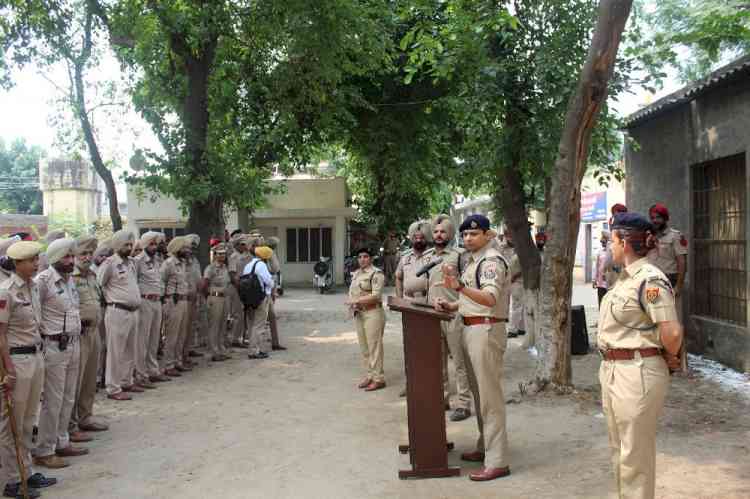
[0,256,15,272]
[230,229,242,237]
[612,228,656,257]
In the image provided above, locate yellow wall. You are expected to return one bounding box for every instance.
[265,178,348,210]
[43,189,100,225]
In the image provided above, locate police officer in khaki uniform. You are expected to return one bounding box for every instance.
[599,212,683,499]
[382,231,400,286]
[182,234,204,366]
[434,214,511,482]
[0,241,58,497]
[70,236,109,441]
[429,214,473,422]
[160,236,191,377]
[347,247,386,391]
[134,232,169,385]
[33,238,89,469]
[227,236,252,348]
[647,203,687,296]
[499,227,524,338]
[202,243,231,361]
[265,237,285,351]
[98,230,142,400]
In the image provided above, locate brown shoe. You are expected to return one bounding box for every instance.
[55,446,89,457]
[78,421,109,432]
[149,374,171,383]
[107,392,132,401]
[364,381,386,392]
[122,385,145,393]
[164,368,182,377]
[69,430,93,443]
[461,451,485,462]
[357,378,372,389]
[33,454,69,469]
[137,380,157,390]
[469,466,511,481]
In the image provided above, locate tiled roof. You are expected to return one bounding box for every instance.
[623,54,750,128]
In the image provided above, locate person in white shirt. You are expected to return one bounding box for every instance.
[241,246,275,359]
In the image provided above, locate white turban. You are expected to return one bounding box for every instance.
[45,230,66,244]
[141,231,161,246]
[46,238,77,265]
[111,230,135,251]
[186,234,200,247]
[75,236,98,255]
[431,214,455,241]
[408,220,433,243]
[167,236,189,255]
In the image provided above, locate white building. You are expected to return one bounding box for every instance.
[39,158,104,225]
[126,175,357,285]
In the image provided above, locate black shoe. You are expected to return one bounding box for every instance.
[27,472,57,488]
[188,350,204,358]
[516,330,526,336]
[4,482,41,498]
[450,408,472,422]
[272,345,287,351]
[248,352,269,360]
[507,331,518,338]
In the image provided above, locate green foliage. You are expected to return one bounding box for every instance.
[632,0,750,83]
[0,137,45,214]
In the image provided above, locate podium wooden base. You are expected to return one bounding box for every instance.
[398,466,461,480]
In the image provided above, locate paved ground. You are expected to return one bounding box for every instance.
[46,284,749,499]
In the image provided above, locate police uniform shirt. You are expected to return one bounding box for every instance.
[396,251,431,301]
[186,256,202,294]
[72,267,101,324]
[598,258,677,351]
[228,251,251,275]
[0,273,42,348]
[134,251,164,296]
[35,266,81,337]
[647,227,688,275]
[458,243,509,319]
[426,246,461,303]
[204,262,231,292]
[267,253,281,274]
[98,254,142,309]
[349,266,385,302]
[0,267,11,284]
[160,256,190,296]
[383,237,399,255]
[499,242,521,277]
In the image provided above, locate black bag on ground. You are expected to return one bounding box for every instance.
[239,261,265,309]
[571,305,589,355]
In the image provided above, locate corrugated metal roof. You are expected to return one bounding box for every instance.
[623,54,750,129]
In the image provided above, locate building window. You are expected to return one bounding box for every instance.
[286,227,333,263]
[692,153,747,325]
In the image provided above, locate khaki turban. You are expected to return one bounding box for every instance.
[431,214,455,241]
[75,236,98,255]
[46,238,77,265]
[266,236,280,249]
[156,232,166,243]
[167,236,188,255]
[408,220,433,243]
[0,237,21,257]
[254,246,273,260]
[186,234,200,246]
[111,230,135,251]
[45,230,66,244]
[141,231,161,246]
[212,243,228,254]
[131,240,143,252]
[93,244,112,260]
[7,241,42,261]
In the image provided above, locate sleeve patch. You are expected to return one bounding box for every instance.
[481,262,498,281]
[0,299,6,310]
[645,287,660,303]
[680,235,688,247]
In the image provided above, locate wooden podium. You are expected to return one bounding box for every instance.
[388,296,461,479]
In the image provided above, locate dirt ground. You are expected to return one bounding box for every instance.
[49,285,750,499]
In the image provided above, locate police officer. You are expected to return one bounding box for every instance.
[182,234,204,366]
[160,236,191,377]
[395,220,432,303]
[0,241,58,497]
[347,247,386,391]
[98,230,142,400]
[382,231,400,286]
[429,214,473,422]
[265,237,285,351]
[598,212,683,499]
[202,243,231,362]
[70,236,109,441]
[227,235,252,349]
[434,214,511,482]
[647,204,687,296]
[134,232,169,385]
[499,227,524,338]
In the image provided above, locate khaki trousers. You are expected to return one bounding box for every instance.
[207,295,228,356]
[268,300,280,347]
[384,255,399,285]
[0,352,44,486]
[462,322,509,468]
[354,307,385,383]
[73,323,101,428]
[182,299,197,360]
[230,290,246,344]
[135,300,161,381]
[247,297,271,355]
[163,299,188,369]
[442,316,472,410]
[509,281,525,333]
[35,337,80,456]
[104,307,137,395]
[599,355,669,499]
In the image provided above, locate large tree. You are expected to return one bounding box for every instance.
[0,138,45,214]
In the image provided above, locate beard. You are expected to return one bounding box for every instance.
[413,241,428,252]
[433,238,447,248]
[145,247,156,257]
[76,260,92,271]
[53,261,75,274]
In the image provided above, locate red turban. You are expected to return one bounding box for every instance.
[611,203,627,215]
[649,203,669,221]
[209,238,221,248]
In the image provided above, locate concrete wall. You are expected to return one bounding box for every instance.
[265,177,349,211]
[624,76,750,372]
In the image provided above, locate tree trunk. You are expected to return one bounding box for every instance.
[187,195,224,269]
[536,0,634,387]
[73,62,123,231]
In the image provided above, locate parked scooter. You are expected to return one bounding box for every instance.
[344,253,357,288]
[313,257,334,294]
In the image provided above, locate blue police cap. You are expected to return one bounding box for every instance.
[611,212,653,232]
[459,214,491,232]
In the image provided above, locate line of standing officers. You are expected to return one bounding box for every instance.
[0,228,283,498]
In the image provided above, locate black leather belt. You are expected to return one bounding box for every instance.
[10,345,41,355]
[107,302,138,312]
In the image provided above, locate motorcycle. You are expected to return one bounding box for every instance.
[344,253,358,287]
[313,256,334,294]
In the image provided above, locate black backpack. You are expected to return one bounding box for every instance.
[238,260,265,309]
